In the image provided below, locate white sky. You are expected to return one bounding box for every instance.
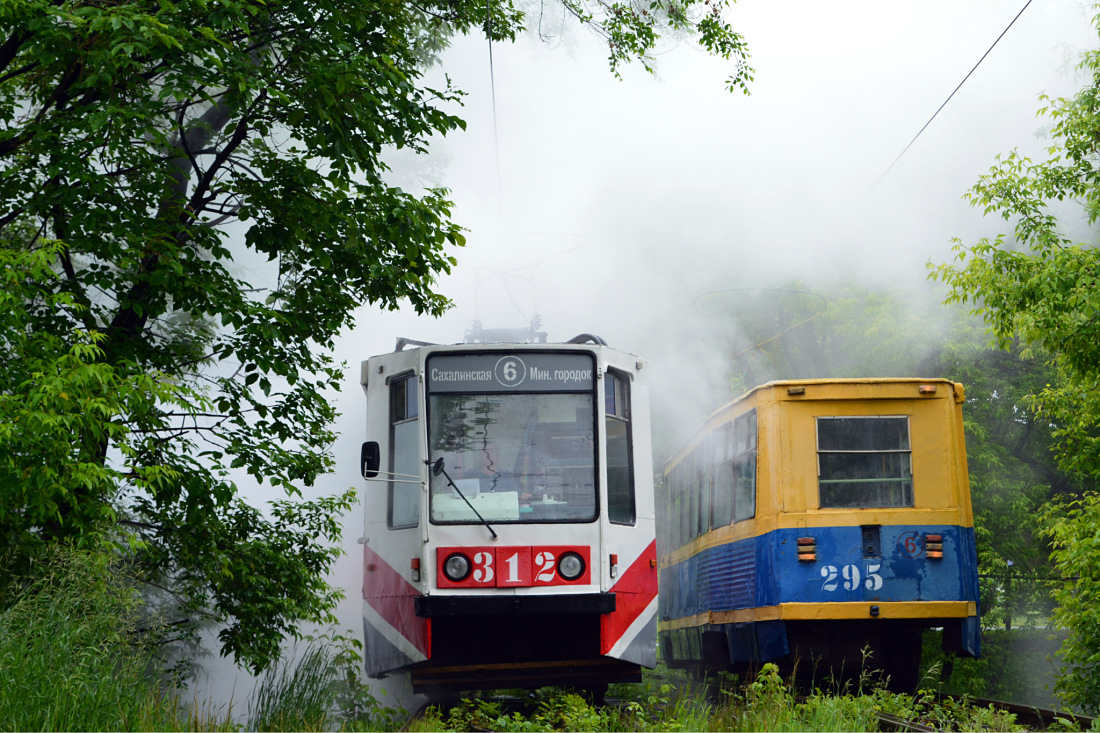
[193,0,1098,706]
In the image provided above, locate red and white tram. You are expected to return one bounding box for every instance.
[359,330,656,695]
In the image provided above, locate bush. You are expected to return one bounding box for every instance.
[0,545,181,731]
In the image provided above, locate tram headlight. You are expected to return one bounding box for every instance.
[557,552,585,581]
[443,553,471,582]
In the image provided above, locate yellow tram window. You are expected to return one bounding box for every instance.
[816,416,913,508]
[712,425,734,528]
[733,411,757,522]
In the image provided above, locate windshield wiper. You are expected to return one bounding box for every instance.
[429,458,498,540]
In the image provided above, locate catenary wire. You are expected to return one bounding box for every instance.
[868,0,1035,194]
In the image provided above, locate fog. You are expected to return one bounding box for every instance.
[191,0,1097,708]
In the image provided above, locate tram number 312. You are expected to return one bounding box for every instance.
[820,563,884,592]
[472,550,558,584]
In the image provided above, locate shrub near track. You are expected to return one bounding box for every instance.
[0,546,194,731]
[409,665,1033,732]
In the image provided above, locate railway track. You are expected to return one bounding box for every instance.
[933,692,1095,732]
[650,669,1098,731]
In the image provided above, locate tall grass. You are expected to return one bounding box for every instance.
[247,641,339,731]
[245,633,411,732]
[0,545,190,731]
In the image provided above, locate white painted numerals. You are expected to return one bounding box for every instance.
[864,563,883,590]
[534,551,556,583]
[473,551,494,583]
[504,552,521,584]
[820,563,882,592]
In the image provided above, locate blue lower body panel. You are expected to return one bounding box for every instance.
[659,523,981,671]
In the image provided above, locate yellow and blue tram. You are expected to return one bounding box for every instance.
[657,379,980,690]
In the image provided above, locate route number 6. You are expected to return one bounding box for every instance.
[820,563,883,592]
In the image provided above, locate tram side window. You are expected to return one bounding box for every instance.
[712,424,734,528]
[389,374,420,529]
[605,371,636,525]
[817,416,913,508]
[669,465,683,549]
[691,451,704,540]
[677,453,686,545]
[694,443,709,538]
[733,411,756,522]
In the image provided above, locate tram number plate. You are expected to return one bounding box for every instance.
[436,545,590,588]
[819,563,884,593]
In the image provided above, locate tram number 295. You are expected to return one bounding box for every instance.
[820,563,883,592]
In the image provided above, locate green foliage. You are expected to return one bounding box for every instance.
[1041,492,1100,714]
[928,13,1100,713]
[0,544,217,731]
[408,682,711,732]
[0,0,752,675]
[246,641,342,731]
[708,664,1024,732]
[929,332,1069,629]
[0,543,411,731]
[927,20,1100,484]
[922,628,1069,709]
[402,667,1044,733]
[246,631,409,731]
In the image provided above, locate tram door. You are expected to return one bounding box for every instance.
[361,349,428,675]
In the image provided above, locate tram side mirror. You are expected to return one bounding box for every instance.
[431,457,445,476]
[361,441,380,479]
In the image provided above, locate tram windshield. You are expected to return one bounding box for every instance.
[428,393,597,523]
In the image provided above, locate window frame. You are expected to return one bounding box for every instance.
[423,350,601,526]
[711,423,735,528]
[605,369,636,526]
[816,414,914,509]
[387,371,420,530]
[732,409,757,523]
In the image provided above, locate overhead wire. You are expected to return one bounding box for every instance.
[486,0,503,216]
[868,0,1035,194]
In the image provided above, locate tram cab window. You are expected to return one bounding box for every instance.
[428,393,597,523]
[389,374,420,529]
[733,411,757,522]
[605,371,636,525]
[817,416,913,508]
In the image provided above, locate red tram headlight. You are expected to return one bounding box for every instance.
[443,553,472,581]
[557,552,585,581]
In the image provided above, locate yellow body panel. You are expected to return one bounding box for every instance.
[659,601,978,630]
[660,378,974,570]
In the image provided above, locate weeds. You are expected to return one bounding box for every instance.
[0,545,200,731]
[0,545,408,732]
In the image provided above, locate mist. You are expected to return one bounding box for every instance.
[189,0,1098,709]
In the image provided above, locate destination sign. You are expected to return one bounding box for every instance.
[426,353,595,393]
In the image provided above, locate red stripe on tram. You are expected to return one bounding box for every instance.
[601,539,658,654]
[362,545,430,657]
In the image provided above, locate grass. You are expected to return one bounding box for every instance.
[408,663,1039,732]
[0,545,225,731]
[0,545,407,732]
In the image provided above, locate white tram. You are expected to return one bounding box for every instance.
[358,327,657,695]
